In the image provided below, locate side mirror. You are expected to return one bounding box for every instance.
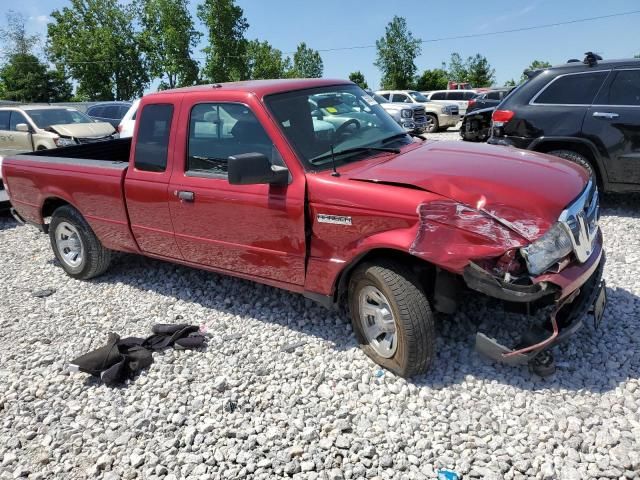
[94,119,101,123]
[227,152,289,186]
[15,123,30,133]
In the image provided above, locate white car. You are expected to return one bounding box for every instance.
[375,90,459,132]
[117,99,140,138]
[0,155,9,206]
[421,90,478,116]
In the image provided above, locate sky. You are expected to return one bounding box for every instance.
[4,0,640,91]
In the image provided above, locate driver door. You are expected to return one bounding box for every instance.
[168,101,307,286]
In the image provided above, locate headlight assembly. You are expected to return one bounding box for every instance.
[520,222,573,275]
[54,137,76,147]
[401,109,413,118]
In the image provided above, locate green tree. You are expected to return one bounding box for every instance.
[466,53,495,87]
[447,53,467,83]
[414,68,449,91]
[375,16,421,89]
[48,0,148,100]
[521,59,551,82]
[139,0,200,89]
[197,0,248,82]
[348,71,368,89]
[245,39,289,79]
[504,78,517,87]
[0,53,72,102]
[0,11,40,57]
[288,42,323,78]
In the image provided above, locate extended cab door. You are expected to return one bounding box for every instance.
[124,101,184,259]
[585,68,640,184]
[167,96,306,286]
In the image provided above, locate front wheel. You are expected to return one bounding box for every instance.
[349,261,435,377]
[49,205,112,280]
[424,114,439,133]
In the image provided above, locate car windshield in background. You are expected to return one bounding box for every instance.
[265,85,407,170]
[27,109,94,129]
[409,91,429,102]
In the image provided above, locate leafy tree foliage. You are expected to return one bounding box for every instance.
[0,53,72,102]
[504,78,517,87]
[0,11,40,58]
[465,53,495,87]
[414,68,448,91]
[48,0,148,100]
[289,42,323,78]
[197,0,248,82]
[139,0,200,89]
[447,53,467,83]
[375,16,421,89]
[348,71,368,89]
[245,40,289,79]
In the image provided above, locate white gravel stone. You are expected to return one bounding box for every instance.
[1,139,640,478]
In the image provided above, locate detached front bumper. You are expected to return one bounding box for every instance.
[464,242,606,365]
[439,113,460,128]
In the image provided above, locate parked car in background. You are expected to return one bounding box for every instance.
[366,91,427,133]
[87,101,132,128]
[422,90,478,116]
[375,90,459,132]
[466,88,513,113]
[489,54,640,193]
[117,99,140,138]
[0,106,116,154]
[460,107,495,142]
[3,79,606,378]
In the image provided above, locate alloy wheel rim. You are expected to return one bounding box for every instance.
[55,222,84,268]
[358,285,397,358]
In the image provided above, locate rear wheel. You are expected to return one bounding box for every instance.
[348,261,435,377]
[49,205,112,279]
[424,114,439,133]
[548,150,596,182]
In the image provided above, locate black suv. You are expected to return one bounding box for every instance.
[488,54,640,192]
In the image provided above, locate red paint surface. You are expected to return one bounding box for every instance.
[2,79,598,300]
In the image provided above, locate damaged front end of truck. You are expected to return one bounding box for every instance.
[410,178,606,375]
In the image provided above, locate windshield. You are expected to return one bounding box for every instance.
[409,91,429,102]
[27,108,94,129]
[265,84,408,170]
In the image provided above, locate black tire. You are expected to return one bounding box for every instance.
[547,150,596,181]
[49,205,112,280]
[425,114,439,133]
[348,261,435,378]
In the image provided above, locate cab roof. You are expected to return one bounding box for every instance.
[147,78,353,98]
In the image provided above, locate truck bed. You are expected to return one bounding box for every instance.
[3,138,139,253]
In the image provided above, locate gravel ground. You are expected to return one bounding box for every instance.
[1,129,639,480]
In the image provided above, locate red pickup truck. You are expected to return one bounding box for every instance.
[2,79,606,377]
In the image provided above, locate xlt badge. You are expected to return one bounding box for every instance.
[317,214,352,226]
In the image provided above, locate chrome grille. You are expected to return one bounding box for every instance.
[413,107,426,123]
[558,179,599,262]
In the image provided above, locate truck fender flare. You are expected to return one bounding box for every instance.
[529,136,609,186]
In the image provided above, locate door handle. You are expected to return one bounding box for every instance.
[176,190,195,202]
[592,112,619,119]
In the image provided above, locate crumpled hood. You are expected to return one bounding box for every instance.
[346,141,589,241]
[49,122,115,138]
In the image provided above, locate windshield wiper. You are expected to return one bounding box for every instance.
[380,133,411,144]
[310,146,400,165]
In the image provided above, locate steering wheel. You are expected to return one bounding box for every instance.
[334,118,361,138]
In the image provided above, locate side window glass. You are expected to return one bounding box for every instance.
[380,93,390,100]
[0,111,9,130]
[604,70,640,106]
[534,72,608,105]
[448,92,464,100]
[133,104,173,172]
[393,93,409,102]
[431,92,445,100]
[9,112,28,131]
[89,106,104,117]
[487,92,500,100]
[104,106,119,118]
[187,103,276,177]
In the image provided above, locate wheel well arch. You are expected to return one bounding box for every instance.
[530,138,607,189]
[41,197,72,219]
[333,248,437,305]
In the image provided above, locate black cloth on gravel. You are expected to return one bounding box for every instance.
[69,324,206,385]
